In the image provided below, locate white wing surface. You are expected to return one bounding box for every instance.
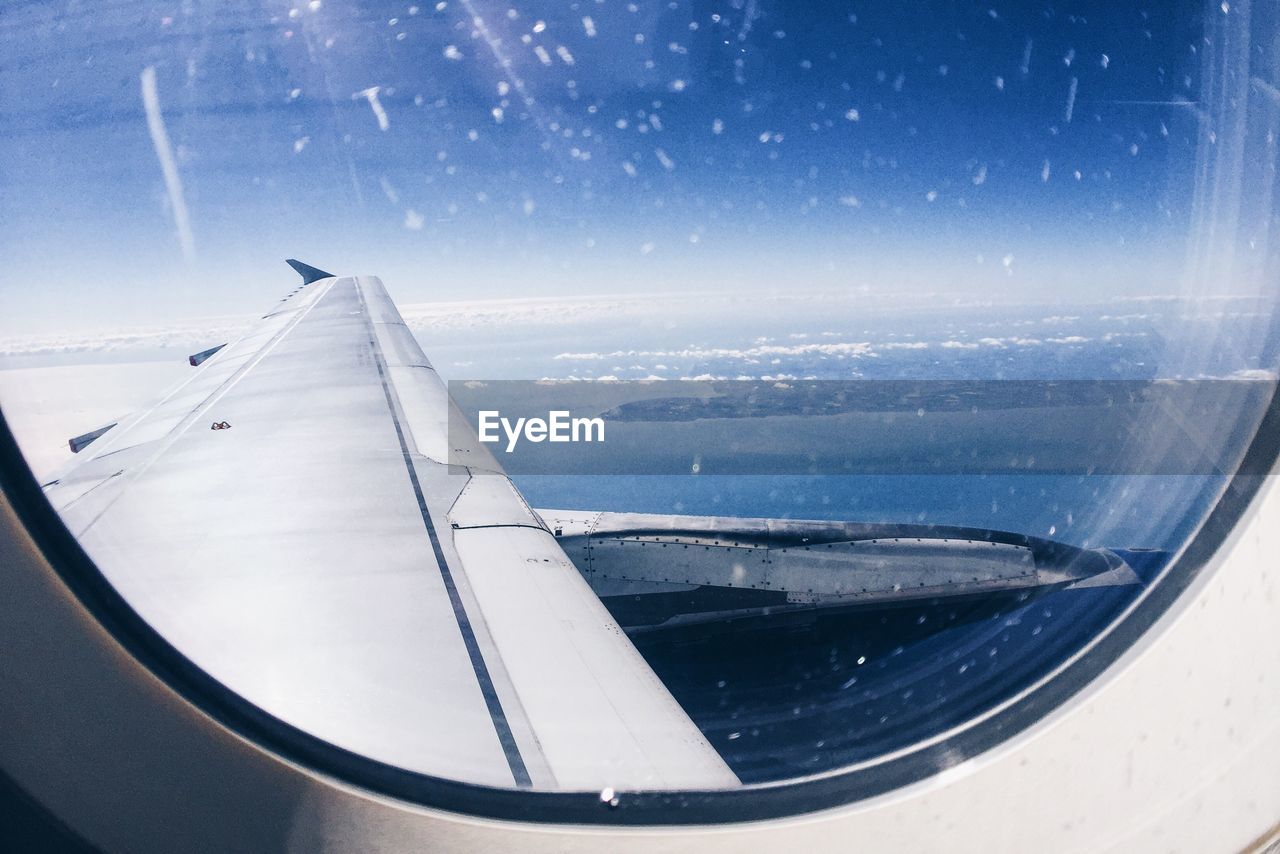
[43,268,736,791]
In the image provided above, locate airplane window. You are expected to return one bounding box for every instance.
[1,0,1278,816]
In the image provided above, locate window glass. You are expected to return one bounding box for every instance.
[1,0,1276,796]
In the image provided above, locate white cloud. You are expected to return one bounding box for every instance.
[553,341,875,361]
[0,317,253,358]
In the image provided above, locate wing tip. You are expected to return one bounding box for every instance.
[188,343,226,367]
[286,259,336,285]
[68,423,117,454]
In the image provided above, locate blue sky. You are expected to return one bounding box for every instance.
[1,0,1206,332]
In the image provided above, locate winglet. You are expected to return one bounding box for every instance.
[286,259,336,285]
[69,423,117,454]
[188,343,226,367]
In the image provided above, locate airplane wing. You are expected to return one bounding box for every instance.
[42,264,738,791]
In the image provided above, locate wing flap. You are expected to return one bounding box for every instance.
[361,275,736,789]
[451,525,737,788]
